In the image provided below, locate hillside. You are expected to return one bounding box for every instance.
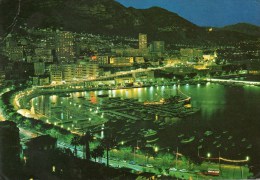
[221,23,260,37]
[0,0,258,45]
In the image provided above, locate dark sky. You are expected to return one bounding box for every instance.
[116,0,260,27]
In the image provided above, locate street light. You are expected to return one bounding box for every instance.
[207,153,211,158]
[154,146,159,153]
[246,156,249,161]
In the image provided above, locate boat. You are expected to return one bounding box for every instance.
[97,94,109,98]
[144,87,191,106]
[204,131,213,136]
[178,134,184,138]
[146,138,159,143]
[246,144,252,149]
[181,136,195,144]
[59,93,71,97]
[143,129,157,137]
[216,144,222,148]
[215,135,221,139]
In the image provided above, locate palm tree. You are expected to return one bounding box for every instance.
[95,145,105,163]
[80,131,94,160]
[91,149,99,162]
[70,135,80,157]
[100,132,116,167]
[143,146,156,164]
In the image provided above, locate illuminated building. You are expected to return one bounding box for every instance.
[86,62,99,79]
[135,56,145,64]
[34,62,45,76]
[34,48,53,62]
[96,55,109,66]
[49,64,63,83]
[75,63,88,80]
[180,48,203,62]
[109,56,134,66]
[62,64,75,82]
[149,41,165,55]
[203,51,218,62]
[139,33,147,49]
[56,31,75,63]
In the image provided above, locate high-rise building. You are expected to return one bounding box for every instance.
[49,64,63,83]
[150,41,165,53]
[75,63,88,80]
[62,64,75,82]
[56,31,75,63]
[139,33,147,49]
[34,62,45,76]
[86,62,99,79]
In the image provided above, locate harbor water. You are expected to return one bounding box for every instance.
[30,82,260,172]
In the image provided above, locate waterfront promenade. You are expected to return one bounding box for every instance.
[207,78,260,86]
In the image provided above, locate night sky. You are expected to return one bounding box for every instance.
[116,0,260,27]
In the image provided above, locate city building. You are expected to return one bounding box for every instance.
[135,57,145,64]
[34,62,45,76]
[149,41,165,56]
[96,55,109,66]
[49,64,63,83]
[75,63,88,80]
[25,135,57,151]
[139,33,147,50]
[34,48,53,62]
[203,51,217,62]
[62,64,75,82]
[180,48,203,62]
[86,61,99,79]
[109,56,134,66]
[56,31,75,63]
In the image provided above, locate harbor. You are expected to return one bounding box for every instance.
[25,83,260,168]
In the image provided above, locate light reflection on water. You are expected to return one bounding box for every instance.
[30,84,260,168]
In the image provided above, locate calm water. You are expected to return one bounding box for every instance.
[31,83,260,172]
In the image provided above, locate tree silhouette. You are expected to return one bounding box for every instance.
[80,131,94,160]
[95,145,104,163]
[100,131,116,167]
[70,135,80,157]
[143,146,156,164]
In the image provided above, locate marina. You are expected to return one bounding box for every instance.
[28,83,260,170]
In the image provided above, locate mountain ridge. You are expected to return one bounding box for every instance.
[0,0,259,45]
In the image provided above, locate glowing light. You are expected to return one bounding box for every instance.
[52,166,56,172]
[246,156,250,161]
[154,146,159,152]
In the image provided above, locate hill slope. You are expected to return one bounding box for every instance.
[0,0,258,45]
[222,23,260,37]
